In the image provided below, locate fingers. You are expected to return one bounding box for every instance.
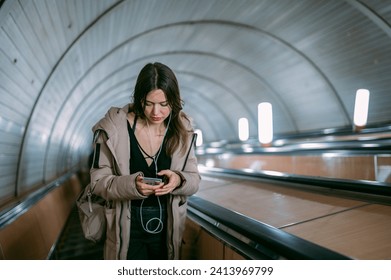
[136,175,164,196]
[154,170,181,196]
[136,171,181,196]
[154,184,175,196]
[157,170,181,185]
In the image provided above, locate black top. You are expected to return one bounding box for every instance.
[127,116,171,207]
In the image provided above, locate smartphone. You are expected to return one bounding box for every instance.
[142,177,162,185]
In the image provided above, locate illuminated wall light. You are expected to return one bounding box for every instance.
[258,102,273,145]
[194,129,203,146]
[238,117,249,141]
[353,89,370,130]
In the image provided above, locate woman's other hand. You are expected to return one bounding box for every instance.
[154,170,182,196]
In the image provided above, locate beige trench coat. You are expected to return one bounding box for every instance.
[90,104,200,259]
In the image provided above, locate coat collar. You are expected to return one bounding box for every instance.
[92,104,130,137]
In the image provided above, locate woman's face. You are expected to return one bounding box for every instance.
[143,89,171,125]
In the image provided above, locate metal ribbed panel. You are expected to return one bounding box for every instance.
[0,0,118,198]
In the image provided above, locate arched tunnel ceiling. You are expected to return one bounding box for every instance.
[1,0,391,192]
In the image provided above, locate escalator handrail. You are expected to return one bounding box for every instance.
[199,166,391,198]
[0,170,77,229]
[188,195,351,260]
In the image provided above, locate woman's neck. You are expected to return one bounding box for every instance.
[145,120,165,136]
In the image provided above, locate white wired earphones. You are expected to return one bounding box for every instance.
[139,113,171,234]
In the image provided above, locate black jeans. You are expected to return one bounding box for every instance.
[127,204,167,260]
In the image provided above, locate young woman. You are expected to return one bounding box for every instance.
[90,62,200,260]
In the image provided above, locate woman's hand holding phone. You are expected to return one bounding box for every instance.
[135,176,164,196]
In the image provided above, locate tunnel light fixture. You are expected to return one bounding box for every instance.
[353,89,370,131]
[238,117,249,141]
[258,102,273,146]
[194,129,203,146]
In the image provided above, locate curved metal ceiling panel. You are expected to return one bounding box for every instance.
[1,0,391,196]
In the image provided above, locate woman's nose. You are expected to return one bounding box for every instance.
[152,104,159,114]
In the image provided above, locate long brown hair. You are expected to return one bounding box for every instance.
[132,62,190,155]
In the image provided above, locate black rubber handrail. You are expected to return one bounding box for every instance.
[196,138,391,155]
[188,195,351,260]
[199,166,391,198]
[196,124,391,156]
[0,170,77,229]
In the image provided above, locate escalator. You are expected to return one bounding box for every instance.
[48,205,103,260]
[49,167,391,260]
